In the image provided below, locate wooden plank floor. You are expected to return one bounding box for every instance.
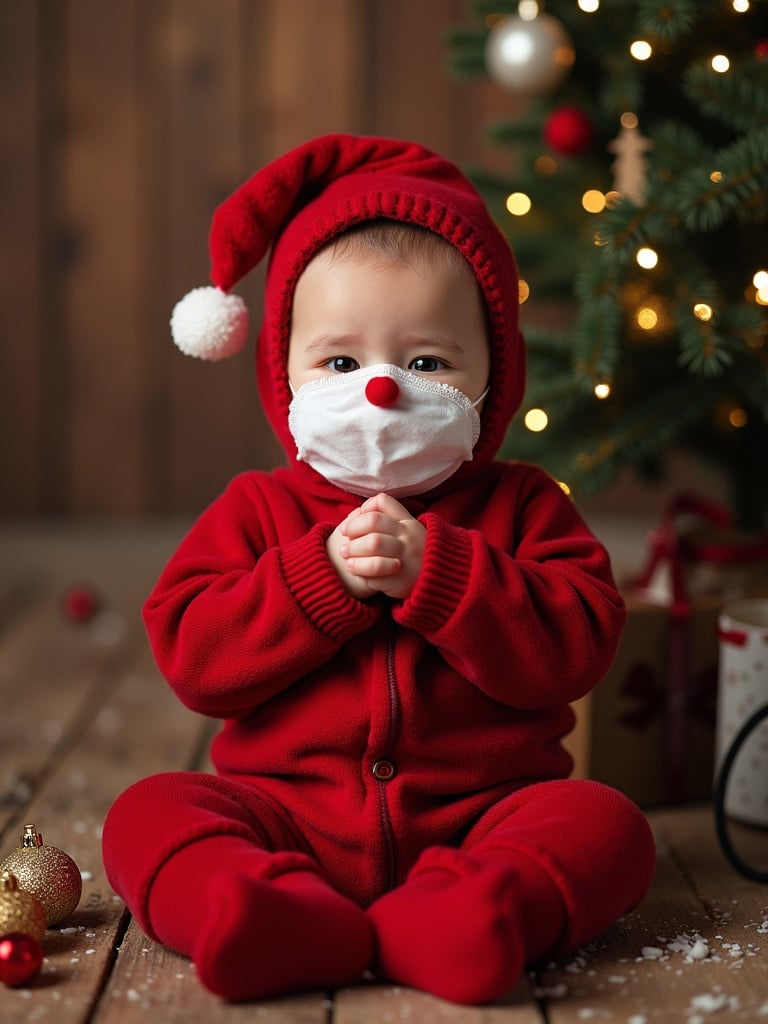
[1,524,767,1023]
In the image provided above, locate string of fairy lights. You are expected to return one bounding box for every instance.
[489,1,768,438]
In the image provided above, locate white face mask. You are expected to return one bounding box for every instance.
[288,364,487,497]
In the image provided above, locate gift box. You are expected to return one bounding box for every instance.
[565,495,768,807]
[565,595,720,806]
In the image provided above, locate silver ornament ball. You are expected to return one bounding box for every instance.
[485,14,575,95]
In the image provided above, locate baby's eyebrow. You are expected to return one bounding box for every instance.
[303,334,359,353]
[404,334,465,354]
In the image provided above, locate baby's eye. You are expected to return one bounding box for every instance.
[409,356,446,373]
[326,356,360,373]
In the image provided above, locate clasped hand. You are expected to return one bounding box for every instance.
[326,493,426,601]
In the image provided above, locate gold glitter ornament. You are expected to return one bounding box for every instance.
[0,872,46,941]
[0,825,82,927]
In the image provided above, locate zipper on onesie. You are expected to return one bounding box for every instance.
[374,622,400,893]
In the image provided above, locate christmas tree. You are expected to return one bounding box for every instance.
[447,0,768,529]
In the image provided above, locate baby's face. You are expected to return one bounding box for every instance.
[287,246,490,405]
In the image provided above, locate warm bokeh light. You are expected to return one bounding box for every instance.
[630,40,652,61]
[534,155,558,177]
[693,303,714,321]
[518,279,530,303]
[582,189,606,213]
[729,407,749,428]
[710,170,723,183]
[711,54,730,73]
[594,383,611,399]
[636,247,659,269]
[518,0,539,20]
[620,112,639,130]
[637,307,658,330]
[524,408,549,432]
[506,192,532,216]
[577,0,600,11]
[732,0,750,11]
[753,270,768,289]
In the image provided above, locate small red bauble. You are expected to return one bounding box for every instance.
[543,106,594,156]
[756,41,768,61]
[0,933,44,987]
[62,585,99,622]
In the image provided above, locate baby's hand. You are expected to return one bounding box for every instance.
[338,493,426,600]
[326,516,375,601]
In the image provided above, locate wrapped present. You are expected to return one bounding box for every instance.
[565,494,768,806]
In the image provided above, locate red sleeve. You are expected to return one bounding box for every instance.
[142,477,380,717]
[392,469,626,709]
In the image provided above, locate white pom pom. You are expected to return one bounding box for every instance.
[170,286,249,361]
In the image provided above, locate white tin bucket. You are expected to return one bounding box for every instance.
[715,599,768,827]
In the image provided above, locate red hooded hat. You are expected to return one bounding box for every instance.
[170,134,525,471]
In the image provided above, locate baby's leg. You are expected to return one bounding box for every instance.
[368,779,654,1005]
[103,772,373,1001]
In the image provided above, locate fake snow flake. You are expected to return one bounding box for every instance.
[661,933,711,962]
[688,939,710,961]
[533,982,568,999]
[688,992,740,1015]
[641,946,664,960]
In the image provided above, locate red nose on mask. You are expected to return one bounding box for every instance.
[365,376,400,407]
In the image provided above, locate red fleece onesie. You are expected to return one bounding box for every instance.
[102,135,655,1005]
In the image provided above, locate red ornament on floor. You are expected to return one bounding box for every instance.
[62,585,99,622]
[543,106,594,156]
[0,933,43,987]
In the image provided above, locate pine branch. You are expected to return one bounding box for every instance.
[684,58,768,134]
[636,0,700,44]
[521,326,575,355]
[646,121,716,181]
[470,0,518,18]
[443,26,490,78]
[488,119,549,149]
[518,371,587,412]
[553,376,718,495]
[572,262,625,386]
[675,309,734,376]
[674,128,768,231]
[592,202,674,265]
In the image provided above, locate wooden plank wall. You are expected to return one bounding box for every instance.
[1,0,516,519]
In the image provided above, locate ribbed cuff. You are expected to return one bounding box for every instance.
[394,513,473,634]
[278,523,380,640]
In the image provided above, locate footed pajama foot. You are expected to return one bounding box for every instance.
[195,869,373,1001]
[367,848,525,1005]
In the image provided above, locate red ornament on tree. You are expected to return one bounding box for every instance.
[543,106,594,156]
[756,41,768,61]
[0,933,44,987]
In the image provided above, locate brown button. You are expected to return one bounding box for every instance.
[372,759,396,781]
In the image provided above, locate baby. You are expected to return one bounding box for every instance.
[103,134,655,1005]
